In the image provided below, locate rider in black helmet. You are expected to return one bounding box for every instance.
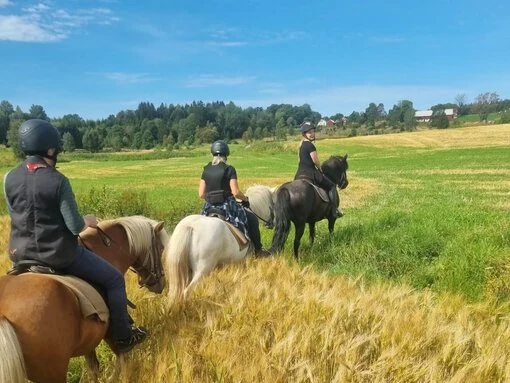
[3,119,147,353]
[295,122,343,218]
[199,140,271,257]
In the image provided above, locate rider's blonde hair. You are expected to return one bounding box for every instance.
[212,155,227,165]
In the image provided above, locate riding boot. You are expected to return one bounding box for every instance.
[328,187,343,218]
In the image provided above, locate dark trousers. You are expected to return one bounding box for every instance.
[318,175,339,211]
[61,246,131,340]
[245,209,263,251]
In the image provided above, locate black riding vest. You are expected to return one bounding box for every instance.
[202,162,233,203]
[4,156,78,268]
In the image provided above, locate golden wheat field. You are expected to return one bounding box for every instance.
[1,125,510,382]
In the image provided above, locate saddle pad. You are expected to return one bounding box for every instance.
[299,179,329,202]
[224,221,250,250]
[20,274,109,323]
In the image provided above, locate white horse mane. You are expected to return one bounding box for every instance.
[103,215,168,257]
[245,184,277,224]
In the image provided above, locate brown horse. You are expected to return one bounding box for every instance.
[0,215,168,383]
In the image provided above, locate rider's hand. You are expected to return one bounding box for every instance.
[241,199,250,208]
[83,214,98,228]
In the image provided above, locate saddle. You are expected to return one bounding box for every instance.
[205,209,250,250]
[297,178,330,203]
[7,261,109,323]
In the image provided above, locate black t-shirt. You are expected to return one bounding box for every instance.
[295,140,317,179]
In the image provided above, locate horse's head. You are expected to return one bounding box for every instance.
[129,220,168,294]
[245,185,276,229]
[322,154,349,190]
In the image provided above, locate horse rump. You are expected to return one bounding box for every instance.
[270,186,292,254]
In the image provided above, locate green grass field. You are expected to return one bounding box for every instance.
[1,125,509,303]
[2,124,510,382]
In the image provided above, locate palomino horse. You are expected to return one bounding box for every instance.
[0,215,168,383]
[270,155,349,258]
[166,185,274,302]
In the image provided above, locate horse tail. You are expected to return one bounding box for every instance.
[166,222,193,304]
[270,187,292,253]
[0,317,26,383]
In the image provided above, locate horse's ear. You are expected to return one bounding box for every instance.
[154,221,165,232]
[344,154,348,159]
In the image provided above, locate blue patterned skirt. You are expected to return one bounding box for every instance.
[201,196,250,241]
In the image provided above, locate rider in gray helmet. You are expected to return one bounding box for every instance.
[4,119,147,353]
[295,122,343,218]
[199,140,271,257]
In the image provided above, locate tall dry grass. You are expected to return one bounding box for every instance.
[111,258,510,382]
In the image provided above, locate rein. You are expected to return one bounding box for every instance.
[245,206,273,227]
[129,223,164,289]
[78,226,113,250]
[79,223,164,290]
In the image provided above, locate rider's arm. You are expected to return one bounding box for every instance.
[230,178,248,202]
[59,177,88,235]
[198,179,206,200]
[310,150,321,171]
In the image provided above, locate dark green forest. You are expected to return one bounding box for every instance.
[1,91,509,157]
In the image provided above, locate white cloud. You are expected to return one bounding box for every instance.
[185,74,256,87]
[0,15,65,42]
[0,5,119,42]
[0,0,10,7]
[100,72,160,84]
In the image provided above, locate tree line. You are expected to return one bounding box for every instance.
[0,92,508,157]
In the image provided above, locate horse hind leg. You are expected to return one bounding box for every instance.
[293,223,306,259]
[309,223,316,244]
[183,268,208,299]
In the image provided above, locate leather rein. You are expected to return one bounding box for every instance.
[78,224,164,290]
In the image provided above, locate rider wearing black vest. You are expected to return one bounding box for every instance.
[3,119,146,353]
[294,122,343,218]
[200,140,271,257]
[6,155,77,268]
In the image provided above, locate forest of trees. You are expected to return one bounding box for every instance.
[1,92,509,156]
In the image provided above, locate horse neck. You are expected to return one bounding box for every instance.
[80,225,135,275]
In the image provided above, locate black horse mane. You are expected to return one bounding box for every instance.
[321,154,348,184]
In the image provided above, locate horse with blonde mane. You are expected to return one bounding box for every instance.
[166,185,275,302]
[0,215,168,383]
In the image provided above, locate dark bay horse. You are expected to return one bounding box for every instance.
[270,154,349,258]
[0,215,168,383]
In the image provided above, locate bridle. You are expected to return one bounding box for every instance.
[79,224,164,290]
[129,223,165,290]
[245,205,274,228]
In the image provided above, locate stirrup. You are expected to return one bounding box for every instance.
[114,326,148,353]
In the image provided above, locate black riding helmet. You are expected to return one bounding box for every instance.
[211,140,230,157]
[19,119,62,155]
[299,121,315,134]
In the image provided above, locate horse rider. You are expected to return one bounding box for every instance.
[199,140,271,257]
[295,121,343,218]
[3,119,146,353]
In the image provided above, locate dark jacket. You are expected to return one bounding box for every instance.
[4,156,78,268]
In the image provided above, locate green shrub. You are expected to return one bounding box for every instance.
[77,186,150,219]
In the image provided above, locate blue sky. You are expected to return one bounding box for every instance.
[1,0,510,120]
